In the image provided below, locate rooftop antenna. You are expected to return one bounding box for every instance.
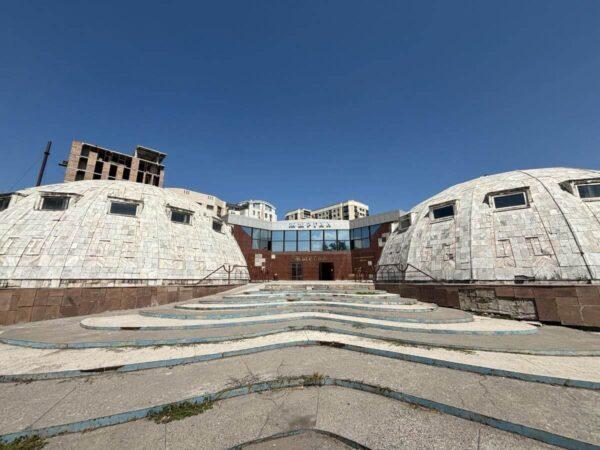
[36,141,52,187]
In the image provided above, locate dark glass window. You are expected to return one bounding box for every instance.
[337,240,350,251]
[272,241,284,252]
[578,184,600,199]
[432,204,455,219]
[252,239,269,250]
[109,165,118,177]
[171,210,191,224]
[94,161,104,174]
[298,240,310,252]
[337,229,350,240]
[493,192,527,209]
[398,215,411,232]
[242,226,253,236]
[311,240,324,251]
[369,225,380,236]
[212,220,222,232]
[310,230,323,240]
[122,168,130,180]
[75,171,85,181]
[298,230,310,241]
[41,196,69,211]
[0,196,10,211]
[351,239,362,250]
[361,227,370,238]
[272,231,284,241]
[350,228,361,240]
[252,228,262,239]
[260,229,270,240]
[361,238,370,249]
[110,201,137,216]
[325,240,337,251]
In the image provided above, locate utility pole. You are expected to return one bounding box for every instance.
[35,141,52,187]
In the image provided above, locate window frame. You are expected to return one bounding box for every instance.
[109,200,139,217]
[491,190,529,211]
[40,195,70,211]
[429,201,456,222]
[170,208,193,225]
[0,195,11,211]
[576,182,600,201]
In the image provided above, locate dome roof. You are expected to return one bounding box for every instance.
[378,168,600,282]
[0,180,248,288]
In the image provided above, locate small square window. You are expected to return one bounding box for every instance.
[577,183,600,199]
[171,210,191,224]
[493,192,527,209]
[41,196,69,211]
[110,201,138,216]
[212,220,222,232]
[431,204,455,220]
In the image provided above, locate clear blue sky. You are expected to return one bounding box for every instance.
[1,1,599,214]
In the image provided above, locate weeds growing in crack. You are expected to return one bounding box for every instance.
[0,436,46,450]
[147,399,214,424]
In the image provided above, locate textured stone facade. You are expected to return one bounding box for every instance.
[378,168,600,283]
[0,180,249,288]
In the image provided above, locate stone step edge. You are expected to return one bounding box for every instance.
[139,309,469,324]
[1,338,598,389]
[0,376,594,450]
[3,325,591,355]
[82,315,529,335]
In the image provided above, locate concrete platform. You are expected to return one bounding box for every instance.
[80,312,536,334]
[41,387,555,450]
[0,347,595,447]
[2,315,599,355]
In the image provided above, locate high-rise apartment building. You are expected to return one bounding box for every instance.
[62,141,166,187]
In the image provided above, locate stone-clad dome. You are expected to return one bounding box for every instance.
[0,180,248,288]
[378,168,600,283]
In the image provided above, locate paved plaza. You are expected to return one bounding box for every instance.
[1,282,599,449]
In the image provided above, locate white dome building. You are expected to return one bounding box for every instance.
[0,180,249,288]
[378,168,600,283]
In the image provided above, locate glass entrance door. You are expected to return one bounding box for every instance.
[291,262,303,280]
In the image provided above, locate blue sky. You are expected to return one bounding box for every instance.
[1,1,599,215]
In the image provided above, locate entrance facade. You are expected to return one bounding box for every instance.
[319,262,334,280]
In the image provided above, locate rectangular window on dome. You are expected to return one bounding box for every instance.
[398,214,411,232]
[41,196,70,211]
[431,203,455,220]
[577,183,600,199]
[493,192,527,209]
[110,201,137,216]
[0,196,10,211]
[171,210,191,224]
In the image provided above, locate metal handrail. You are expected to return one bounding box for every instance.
[194,264,249,285]
[375,263,439,282]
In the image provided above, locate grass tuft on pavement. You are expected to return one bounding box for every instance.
[148,399,214,424]
[0,436,46,450]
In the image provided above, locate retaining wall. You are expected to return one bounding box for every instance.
[0,284,241,325]
[375,282,600,328]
